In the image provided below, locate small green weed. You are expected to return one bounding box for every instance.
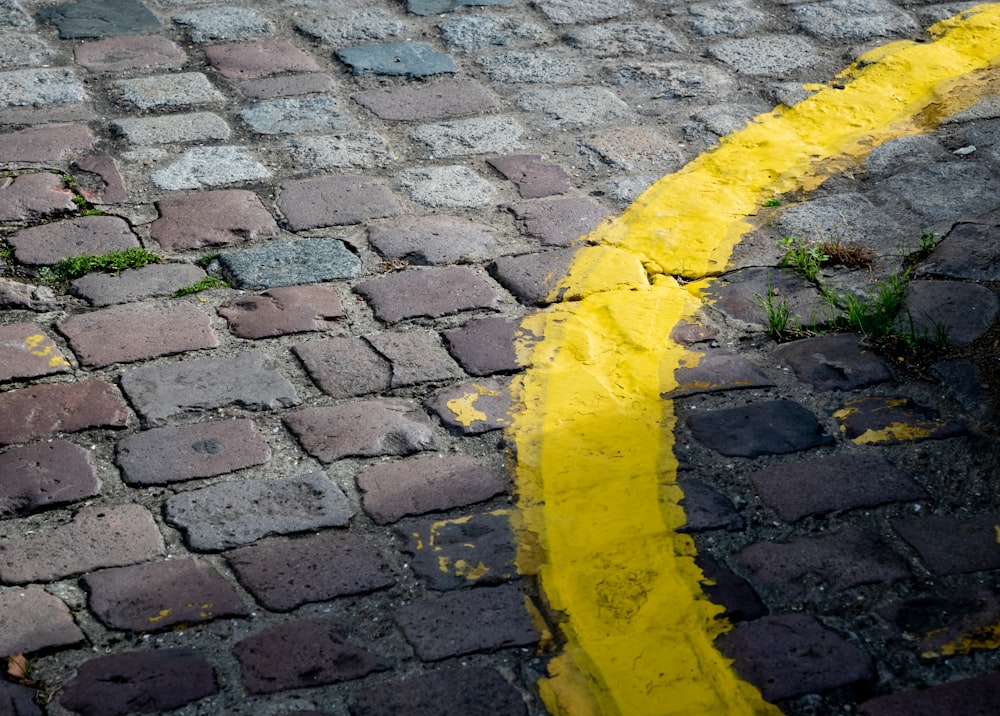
[779,236,828,281]
[823,270,910,338]
[763,198,782,207]
[45,248,161,282]
[172,276,228,297]
[71,194,103,216]
[195,253,220,269]
[755,279,792,340]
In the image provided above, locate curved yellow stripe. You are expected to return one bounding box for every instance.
[509,5,1000,715]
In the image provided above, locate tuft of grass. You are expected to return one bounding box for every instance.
[779,236,828,281]
[818,237,876,270]
[755,278,792,340]
[172,276,228,297]
[763,198,782,207]
[71,194,103,216]
[195,253,220,269]
[823,270,910,339]
[45,248,161,282]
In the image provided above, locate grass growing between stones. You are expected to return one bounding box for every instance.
[39,248,161,283]
[172,276,228,297]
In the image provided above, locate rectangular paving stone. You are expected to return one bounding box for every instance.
[163,472,354,551]
[0,378,129,446]
[233,617,385,695]
[150,189,279,252]
[687,399,835,457]
[70,263,208,307]
[225,530,394,612]
[879,588,1000,659]
[120,352,299,426]
[502,196,608,247]
[668,353,775,397]
[357,454,507,525]
[74,34,186,72]
[283,132,394,172]
[354,266,500,323]
[0,323,71,380]
[353,79,498,120]
[58,301,218,367]
[38,0,161,39]
[150,145,271,190]
[113,72,224,111]
[366,330,462,387]
[410,116,523,157]
[218,238,361,290]
[395,583,538,661]
[278,176,401,231]
[353,667,526,716]
[337,42,456,77]
[0,440,100,517]
[677,479,745,533]
[240,96,355,135]
[368,216,500,265]
[0,124,96,162]
[204,39,320,79]
[284,399,436,462]
[833,396,966,446]
[111,112,230,145]
[294,336,392,399]
[0,503,165,584]
[8,215,139,266]
[218,285,345,339]
[860,673,1000,716]
[0,171,76,221]
[750,453,927,522]
[443,316,533,376]
[0,67,88,107]
[172,7,275,43]
[487,153,572,198]
[774,333,895,392]
[83,558,248,631]
[736,526,910,601]
[115,418,270,486]
[234,72,335,99]
[428,377,514,435]
[0,588,86,655]
[893,514,1000,576]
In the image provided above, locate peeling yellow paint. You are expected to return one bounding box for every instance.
[148,609,171,623]
[849,422,940,445]
[922,620,1000,658]
[445,384,502,427]
[22,333,70,367]
[508,5,1000,714]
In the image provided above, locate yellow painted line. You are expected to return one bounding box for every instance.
[504,6,1000,714]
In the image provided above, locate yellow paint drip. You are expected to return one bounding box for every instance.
[509,5,1000,714]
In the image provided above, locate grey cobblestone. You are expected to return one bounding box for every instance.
[111,112,231,145]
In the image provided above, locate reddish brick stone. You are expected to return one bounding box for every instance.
[72,155,128,204]
[0,323,71,381]
[366,330,461,387]
[150,189,279,252]
[218,285,345,338]
[0,504,165,584]
[487,154,572,198]
[83,558,248,631]
[0,588,86,655]
[502,196,607,246]
[0,172,75,221]
[8,215,139,265]
[358,455,507,525]
[396,583,539,661]
[428,378,514,435]
[285,399,436,462]
[70,263,207,307]
[205,39,321,78]
[355,266,500,323]
[0,440,99,517]
[668,353,774,397]
[294,336,392,398]
[368,216,500,265]
[278,176,401,231]
[352,79,498,120]
[115,419,270,486]
[59,301,218,367]
[716,613,875,701]
[736,526,910,601]
[0,379,129,446]
[860,673,1000,716]
[233,617,386,694]
[74,35,186,73]
[0,124,96,162]
[893,514,1000,575]
[750,454,927,522]
[443,316,534,376]
[225,530,395,612]
[60,650,218,716]
[353,667,527,716]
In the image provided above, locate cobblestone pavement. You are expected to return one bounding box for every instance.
[2,0,1000,714]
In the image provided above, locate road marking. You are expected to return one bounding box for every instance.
[506,6,1000,714]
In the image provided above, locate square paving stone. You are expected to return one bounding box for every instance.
[337,42,457,77]
[284,399,436,462]
[715,613,875,702]
[204,39,320,79]
[234,617,386,694]
[115,419,270,486]
[172,7,274,43]
[220,237,362,289]
[750,454,927,522]
[428,378,514,435]
[396,510,518,590]
[357,455,507,525]
[366,330,462,387]
[396,583,539,661]
[443,315,535,376]
[879,589,1000,659]
[352,79,498,121]
[0,171,76,221]
[150,189,279,252]
[0,588,86,655]
[74,35,186,73]
[0,323,71,380]
[353,666,526,716]
[502,196,608,246]
[69,264,207,307]
[8,215,139,266]
[218,285,345,339]
[0,124,96,162]
[0,378,129,446]
[58,301,218,368]
[686,399,835,457]
[832,396,965,445]
[0,504,165,584]
[0,440,99,518]
[668,353,774,397]
[83,558,248,631]
[677,479,744,533]
[225,530,395,612]
[895,279,999,347]
[38,0,161,39]
[278,176,401,231]
[488,154,572,198]
[736,526,910,601]
[355,266,500,323]
[119,352,299,426]
[489,250,573,306]
[164,472,354,551]
[112,72,225,111]
[859,672,1000,716]
[774,333,894,391]
[294,336,392,399]
[368,216,500,265]
[893,514,1000,576]
[59,650,218,716]
[240,96,356,135]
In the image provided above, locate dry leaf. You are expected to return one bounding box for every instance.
[7,653,27,679]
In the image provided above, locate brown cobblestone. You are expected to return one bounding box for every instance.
[150,189,279,252]
[0,379,129,446]
[355,266,500,323]
[893,514,1000,575]
[218,285,345,338]
[0,440,99,517]
[0,322,71,381]
[73,35,186,73]
[0,124,96,162]
[352,79,497,120]
[0,588,86,655]
[0,172,75,221]
[8,215,139,266]
[204,39,321,78]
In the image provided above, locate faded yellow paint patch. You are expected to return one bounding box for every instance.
[22,333,70,368]
[510,5,1000,715]
[847,421,942,445]
[445,384,498,427]
[922,620,1000,658]
[148,609,171,623]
